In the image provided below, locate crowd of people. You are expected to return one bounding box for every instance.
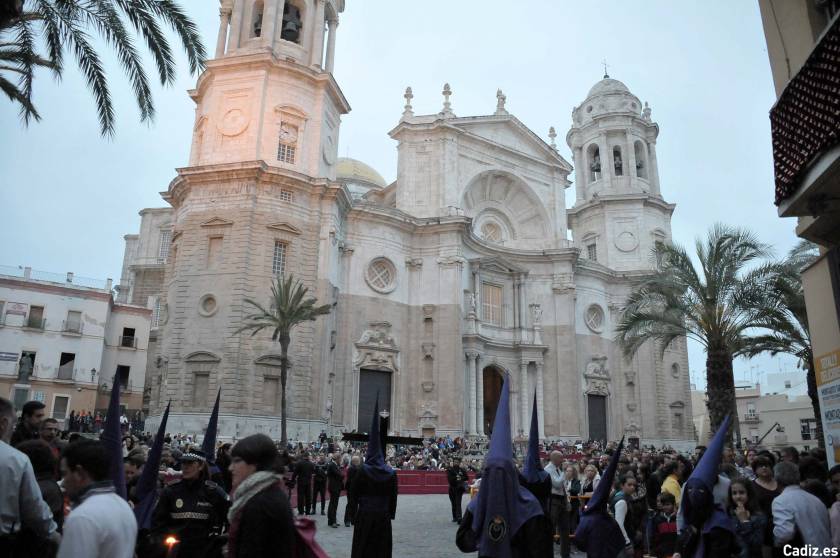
[2,393,840,558]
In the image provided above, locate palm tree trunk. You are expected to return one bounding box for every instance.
[805,358,825,449]
[279,334,291,448]
[706,344,740,445]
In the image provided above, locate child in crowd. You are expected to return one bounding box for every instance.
[648,491,678,558]
[727,478,766,558]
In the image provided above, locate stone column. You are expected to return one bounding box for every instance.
[599,136,612,183]
[573,146,586,201]
[475,355,484,436]
[512,279,519,341]
[465,351,478,435]
[310,0,326,67]
[626,131,637,186]
[520,361,529,435]
[472,267,481,321]
[215,8,232,58]
[648,142,661,195]
[518,275,527,342]
[325,18,338,72]
[262,0,284,49]
[228,2,244,53]
[536,361,545,438]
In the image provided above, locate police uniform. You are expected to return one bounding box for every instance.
[150,450,230,558]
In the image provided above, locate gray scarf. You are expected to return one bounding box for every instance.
[227,471,281,523]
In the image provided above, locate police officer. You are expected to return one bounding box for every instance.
[313,454,328,516]
[150,449,230,558]
[446,456,468,523]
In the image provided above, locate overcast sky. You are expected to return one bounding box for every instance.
[0,0,803,391]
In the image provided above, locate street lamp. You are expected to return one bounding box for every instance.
[90,368,97,382]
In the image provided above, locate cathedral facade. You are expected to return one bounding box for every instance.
[118,0,695,448]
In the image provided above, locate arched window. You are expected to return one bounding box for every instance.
[587,144,601,182]
[634,141,648,179]
[277,123,298,163]
[613,146,623,176]
[251,1,264,38]
[281,2,303,44]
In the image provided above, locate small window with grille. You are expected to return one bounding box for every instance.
[279,190,293,202]
[152,298,161,329]
[587,243,597,261]
[278,123,298,164]
[158,230,171,263]
[272,241,287,276]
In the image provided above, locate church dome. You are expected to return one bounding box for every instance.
[587,78,630,98]
[336,158,387,189]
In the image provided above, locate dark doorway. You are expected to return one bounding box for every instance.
[587,394,607,442]
[358,369,392,432]
[483,367,504,435]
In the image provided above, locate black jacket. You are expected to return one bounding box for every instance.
[151,478,230,558]
[229,485,295,558]
[293,460,315,483]
[327,461,344,493]
[313,462,328,486]
[10,422,39,447]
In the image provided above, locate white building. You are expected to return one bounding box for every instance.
[763,371,808,397]
[0,266,151,424]
[122,0,695,448]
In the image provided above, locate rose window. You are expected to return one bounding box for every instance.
[585,304,605,332]
[365,258,397,293]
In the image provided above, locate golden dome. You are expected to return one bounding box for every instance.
[336,158,387,189]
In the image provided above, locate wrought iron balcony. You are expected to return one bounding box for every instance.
[770,13,840,243]
[25,317,45,330]
[118,336,137,349]
[744,412,760,424]
[62,320,83,334]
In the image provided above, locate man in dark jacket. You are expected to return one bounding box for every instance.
[292,452,315,515]
[447,457,468,522]
[327,452,344,527]
[313,455,328,515]
[11,400,45,447]
[343,454,361,527]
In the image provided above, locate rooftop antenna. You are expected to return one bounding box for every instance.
[602,58,610,79]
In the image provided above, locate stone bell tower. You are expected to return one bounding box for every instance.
[566,74,674,272]
[189,0,349,178]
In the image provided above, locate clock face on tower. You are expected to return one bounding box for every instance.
[615,230,638,252]
[219,109,249,136]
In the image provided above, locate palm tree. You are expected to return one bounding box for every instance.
[742,240,822,446]
[238,275,331,446]
[616,224,782,443]
[1,0,205,136]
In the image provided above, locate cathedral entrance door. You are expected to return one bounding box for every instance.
[587,394,607,442]
[482,367,504,435]
[358,369,392,432]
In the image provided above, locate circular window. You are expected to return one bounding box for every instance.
[671,363,680,378]
[615,231,639,252]
[365,258,397,294]
[480,222,502,243]
[198,294,218,317]
[586,105,593,113]
[585,304,605,333]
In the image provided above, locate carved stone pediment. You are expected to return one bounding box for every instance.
[200,217,234,227]
[583,355,610,396]
[266,222,302,235]
[356,322,396,349]
[353,322,399,371]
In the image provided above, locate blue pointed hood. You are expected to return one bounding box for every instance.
[521,392,548,483]
[202,388,221,463]
[582,436,624,515]
[101,373,126,499]
[134,401,170,529]
[469,375,543,558]
[688,414,731,490]
[362,393,394,482]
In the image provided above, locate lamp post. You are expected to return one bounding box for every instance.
[90,368,97,383]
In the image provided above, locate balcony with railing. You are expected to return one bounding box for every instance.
[118,336,137,349]
[771,13,840,244]
[62,320,83,335]
[24,317,45,330]
[744,412,760,424]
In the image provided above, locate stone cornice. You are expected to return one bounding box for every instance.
[190,53,350,114]
[567,193,675,218]
[0,277,112,301]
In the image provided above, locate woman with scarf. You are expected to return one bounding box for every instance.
[227,434,295,558]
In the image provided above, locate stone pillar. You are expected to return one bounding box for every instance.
[475,355,484,436]
[215,7,232,58]
[310,0,326,67]
[473,267,481,321]
[648,142,661,195]
[518,275,527,342]
[574,146,585,201]
[626,131,637,187]
[262,0,284,50]
[520,361,529,435]
[536,361,545,438]
[465,351,478,435]
[228,2,244,53]
[599,136,612,183]
[512,279,520,341]
[325,18,338,73]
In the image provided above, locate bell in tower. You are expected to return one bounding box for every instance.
[281,3,302,43]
